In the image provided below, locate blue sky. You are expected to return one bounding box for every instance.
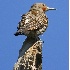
[0,0,68,70]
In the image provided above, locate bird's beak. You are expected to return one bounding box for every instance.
[47,7,56,11]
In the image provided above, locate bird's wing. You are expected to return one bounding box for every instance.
[17,12,48,31]
[17,14,26,29]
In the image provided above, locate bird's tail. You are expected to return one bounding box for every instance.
[14,32,19,36]
[14,31,24,36]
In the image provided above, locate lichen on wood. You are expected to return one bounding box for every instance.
[13,37,43,70]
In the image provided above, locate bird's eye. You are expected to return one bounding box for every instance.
[43,4,44,6]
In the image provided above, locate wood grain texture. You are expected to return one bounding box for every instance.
[13,37,43,70]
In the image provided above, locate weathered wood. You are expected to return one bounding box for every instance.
[13,37,43,70]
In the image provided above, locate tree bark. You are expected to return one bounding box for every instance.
[13,37,43,70]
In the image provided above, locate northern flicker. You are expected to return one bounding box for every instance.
[14,3,56,37]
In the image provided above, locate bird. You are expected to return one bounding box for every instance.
[14,3,56,37]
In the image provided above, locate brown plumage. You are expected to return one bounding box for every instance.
[14,3,56,37]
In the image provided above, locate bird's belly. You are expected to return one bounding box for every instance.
[23,24,47,37]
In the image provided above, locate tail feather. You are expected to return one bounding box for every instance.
[14,31,25,36]
[14,32,20,36]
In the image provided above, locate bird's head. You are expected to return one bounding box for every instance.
[30,3,56,12]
